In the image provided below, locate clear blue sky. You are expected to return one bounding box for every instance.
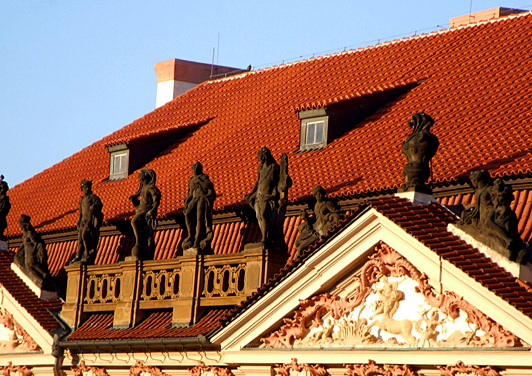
[1,1,530,187]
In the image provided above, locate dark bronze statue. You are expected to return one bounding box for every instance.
[245,147,292,250]
[14,214,51,287]
[183,162,216,253]
[294,186,343,257]
[398,113,439,194]
[129,168,161,259]
[458,171,531,264]
[70,179,103,264]
[0,176,11,242]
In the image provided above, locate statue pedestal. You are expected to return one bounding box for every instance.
[0,240,7,251]
[183,248,199,256]
[448,224,532,283]
[395,191,438,205]
[10,263,58,300]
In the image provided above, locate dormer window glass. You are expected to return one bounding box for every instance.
[299,109,328,151]
[306,120,325,145]
[108,144,129,180]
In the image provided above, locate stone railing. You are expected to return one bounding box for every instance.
[61,246,285,329]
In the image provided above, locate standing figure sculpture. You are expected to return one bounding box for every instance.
[183,162,216,254]
[129,168,161,260]
[245,147,292,250]
[70,179,103,264]
[14,215,51,288]
[0,176,11,242]
[398,113,439,194]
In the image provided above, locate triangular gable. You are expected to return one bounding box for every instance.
[0,281,53,355]
[212,206,532,366]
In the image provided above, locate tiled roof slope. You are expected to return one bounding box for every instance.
[6,12,532,237]
[67,309,230,341]
[0,250,63,331]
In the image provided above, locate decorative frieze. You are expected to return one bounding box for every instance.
[438,361,500,376]
[130,362,167,376]
[0,362,33,376]
[190,361,233,376]
[275,358,328,376]
[71,360,109,376]
[260,242,520,348]
[345,360,417,376]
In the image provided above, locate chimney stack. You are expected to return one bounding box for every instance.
[449,7,526,28]
[154,58,244,108]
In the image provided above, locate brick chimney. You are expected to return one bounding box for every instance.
[450,7,526,27]
[154,58,244,108]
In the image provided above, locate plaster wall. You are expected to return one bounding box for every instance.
[155,80,197,108]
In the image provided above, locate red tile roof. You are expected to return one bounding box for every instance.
[0,250,63,331]
[6,12,532,238]
[67,309,230,341]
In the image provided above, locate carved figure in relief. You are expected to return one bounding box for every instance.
[398,112,439,194]
[0,176,10,242]
[459,170,493,228]
[245,147,292,250]
[70,179,103,265]
[14,215,51,288]
[416,310,442,347]
[312,186,341,235]
[368,276,416,346]
[294,186,342,257]
[129,168,161,259]
[294,210,319,259]
[183,162,216,253]
[458,171,531,264]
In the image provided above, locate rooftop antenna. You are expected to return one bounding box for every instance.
[217,33,220,65]
[468,0,474,23]
[210,47,215,79]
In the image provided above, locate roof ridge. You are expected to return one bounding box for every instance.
[206,10,532,85]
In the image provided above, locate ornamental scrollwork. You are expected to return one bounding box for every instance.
[189,361,233,376]
[260,242,521,348]
[130,361,167,376]
[276,358,328,376]
[345,360,417,376]
[0,308,40,352]
[438,361,500,376]
[71,360,109,376]
[0,362,33,376]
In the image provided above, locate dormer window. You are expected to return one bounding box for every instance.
[108,144,129,180]
[299,109,328,151]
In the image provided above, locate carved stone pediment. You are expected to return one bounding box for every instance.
[260,242,521,348]
[0,307,40,353]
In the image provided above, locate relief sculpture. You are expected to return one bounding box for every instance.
[260,242,521,349]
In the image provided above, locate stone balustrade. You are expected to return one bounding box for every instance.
[61,246,285,329]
